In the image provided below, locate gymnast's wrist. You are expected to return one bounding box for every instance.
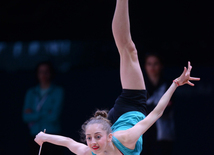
[173,78,180,87]
[41,132,48,142]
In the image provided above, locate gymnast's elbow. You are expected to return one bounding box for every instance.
[158,111,163,118]
[154,111,163,120]
[152,109,164,120]
[55,137,71,148]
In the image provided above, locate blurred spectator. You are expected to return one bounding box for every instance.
[22,61,64,155]
[141,53,175,155]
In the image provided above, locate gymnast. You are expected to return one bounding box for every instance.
[34,0,200,154]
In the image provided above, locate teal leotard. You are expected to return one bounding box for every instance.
[92,111,146,155]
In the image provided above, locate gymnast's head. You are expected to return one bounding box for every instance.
[81,110,112,153]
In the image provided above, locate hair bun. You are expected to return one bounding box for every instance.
[94,110,108,118]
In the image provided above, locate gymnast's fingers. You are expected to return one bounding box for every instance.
[190,77,200,81]
[187,81,194,86]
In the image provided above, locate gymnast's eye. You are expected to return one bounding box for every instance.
[86,137,91,140]
[95,135,101,139]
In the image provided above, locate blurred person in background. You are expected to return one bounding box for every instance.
[141,53,175,155]
[23,61,64,155]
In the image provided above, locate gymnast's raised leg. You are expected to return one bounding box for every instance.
[112,0,146,90]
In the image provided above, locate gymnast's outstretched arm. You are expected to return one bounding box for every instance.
[121,62,200,147]
[34,132,91,155]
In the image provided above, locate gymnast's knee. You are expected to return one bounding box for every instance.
[121,41,139,61]
[120,41,137,54]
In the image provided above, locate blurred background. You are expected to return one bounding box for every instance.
[0,0,213,155]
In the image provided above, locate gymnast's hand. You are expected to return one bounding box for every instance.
[175,61,200,86]
[34,131,45,146]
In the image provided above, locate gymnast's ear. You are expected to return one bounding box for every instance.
[107,133,113,142]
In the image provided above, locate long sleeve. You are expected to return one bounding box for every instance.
[22,89,41,123]
[41,88,64,122]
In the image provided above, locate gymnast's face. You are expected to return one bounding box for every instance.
[145,55,163,78]
[86,123,112,154]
